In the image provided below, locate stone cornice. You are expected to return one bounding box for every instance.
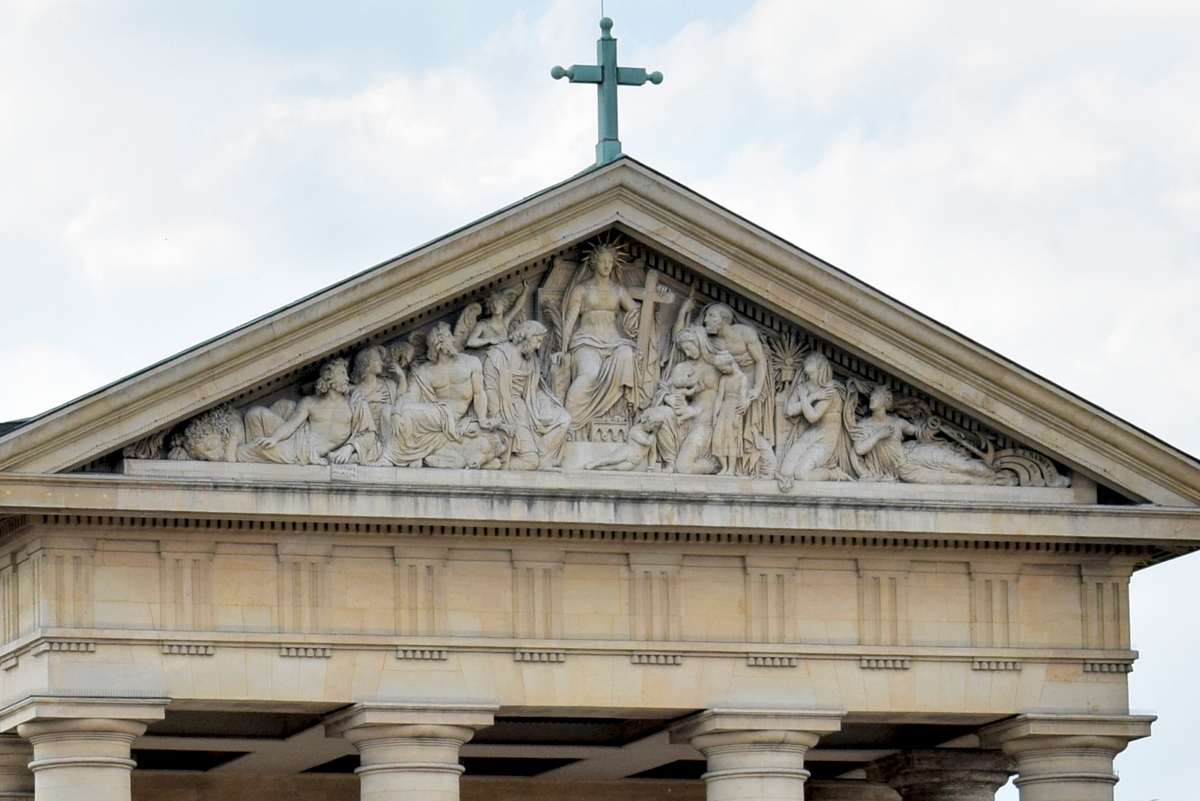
[0,159,1196,507]
[1,472,1199,550]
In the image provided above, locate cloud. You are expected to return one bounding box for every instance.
[0,344,105,422]
[629,1,1200,454]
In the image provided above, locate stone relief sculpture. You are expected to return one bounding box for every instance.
[553,242,642,435]
[482,320,570,470]
[467,281,534,349]
[377,321,509,470]
[711,352,750,475]
[848,383,1015,485]
[776,353,856,490]
[148,233,1070,490]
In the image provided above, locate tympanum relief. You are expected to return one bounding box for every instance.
[136,234,1069,491]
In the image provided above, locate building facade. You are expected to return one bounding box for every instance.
[0,159,1196,801]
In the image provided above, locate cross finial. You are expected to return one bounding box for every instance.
[552,17,663,166]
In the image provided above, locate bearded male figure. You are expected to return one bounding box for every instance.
[700,302,774,474]
[483,320,570,470]
[379,322,507,468]
[238,359,376,465]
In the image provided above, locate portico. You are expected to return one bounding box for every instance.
[0,154,1195,800]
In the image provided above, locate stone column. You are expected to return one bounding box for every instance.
[866,750,1013,800]
[806,779,900,800]
[669,709,845,801]
[324,703,497,801]
[978,714,1154,801]
[0,735,33,800]
[0,696,168,801]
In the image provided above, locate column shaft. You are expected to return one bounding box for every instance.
[0,734,33,800]
[867,749,1013,801]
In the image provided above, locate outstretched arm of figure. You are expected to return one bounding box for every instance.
[503,279,534,327]
[898,418,920,438]
[466,320,504,350]
[674,290,696,338]
[618,284,638,313]
[258,397,312,447]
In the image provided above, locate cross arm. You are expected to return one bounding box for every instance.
[551,65,603,84]
[616,67,664,86]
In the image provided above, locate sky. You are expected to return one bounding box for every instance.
[1,1,1197,797]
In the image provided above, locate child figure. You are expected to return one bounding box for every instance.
[585,410,668,471]
[711,352,749,475]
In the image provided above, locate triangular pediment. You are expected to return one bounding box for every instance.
[2,158,1198,507]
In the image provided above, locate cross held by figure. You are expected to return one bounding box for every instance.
[552,17,663,166]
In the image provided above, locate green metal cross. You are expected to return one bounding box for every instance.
[552,17,663,166]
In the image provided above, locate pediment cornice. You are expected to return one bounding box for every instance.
[1,159,1197,508]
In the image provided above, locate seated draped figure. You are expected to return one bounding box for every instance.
[171,359,376,466]
[849,384,1018,486]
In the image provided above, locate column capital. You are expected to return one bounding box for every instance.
[977,713,1153,749]
[668,707,845,744]
[866,749,1014,800]
[978,714,1154,801]
[323,702,497,740]
[0,696,168,734]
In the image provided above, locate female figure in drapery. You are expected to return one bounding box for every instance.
[350,345,403,434]
[648,326,720,475]
[776,352,856,490]
[849,384,1015,485]
[671,295,773,475]
[554,243,640,434]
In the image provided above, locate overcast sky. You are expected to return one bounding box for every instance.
[1,1,1197,797]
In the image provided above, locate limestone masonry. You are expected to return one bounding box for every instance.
[0,158,1195,800]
